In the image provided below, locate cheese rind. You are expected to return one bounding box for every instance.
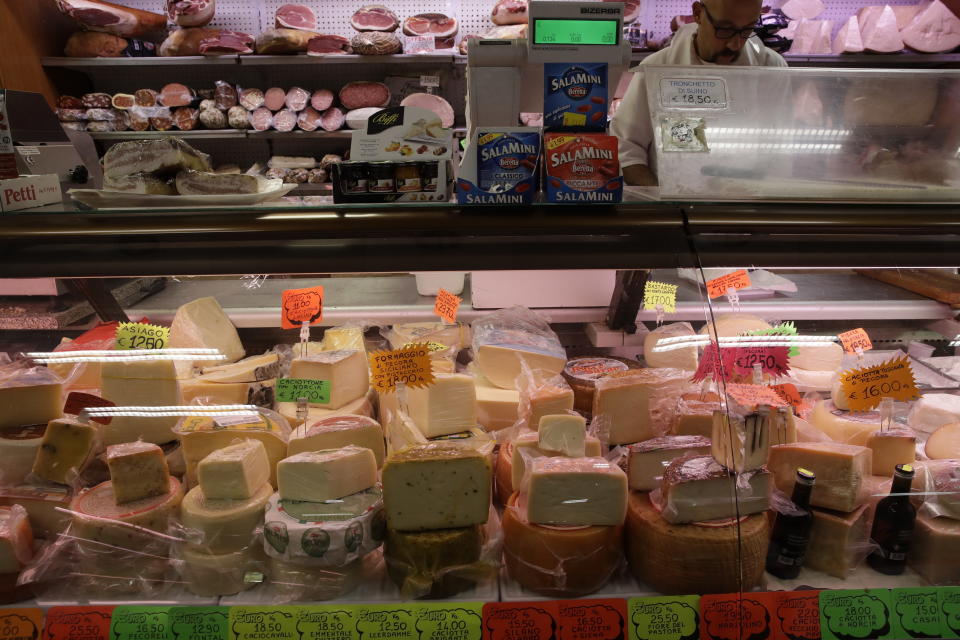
[277,446,377,502]
[659,454,770,524]
[181,483,272,554]
[866,429,916,477]
[510,431,603,492]
[926,422,960,460]
[626,435,711,491]
[526,381,574,430]
[31,418,95,485]
[169,296,245,363]
[406,374,478,438]
[474,372,520,431]
[70,477,183,548]
[0,368,63,430]
[525,456,628,526]
[382,443,491,531]
[290,351,369,409]
[198,353,279,383]
[768,442,872,512]
[909,512,960,584]
[106,442,171,505]
[593,368,688,445]
[537,414,586,457]
[288,415,385,467]
[197,439,270,500]
[711,409,770,472]
[100,360,183,445]
[180,378,275,407]
[805,504,871,577]
[644,322,698,370]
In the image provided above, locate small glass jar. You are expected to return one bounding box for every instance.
[395,162,422,193]
[340,162,369,193]
[420,162,439,192]
[368,162,396,193]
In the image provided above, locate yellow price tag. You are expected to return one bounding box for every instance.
[114,322,169,350]
[840,355,919,412]
[643,281,678,314]
[369,344,436,394]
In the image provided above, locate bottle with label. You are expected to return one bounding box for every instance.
[868,463,916,575]
[766,467,815,579]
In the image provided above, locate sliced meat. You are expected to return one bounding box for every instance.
[402,13,459,39]
[135,89,158,107]
[199,30,255,55]
[249,107,274,131]
[320,107,346,131]
[351,31,402,54]
[150,115,174,131]
[159,83,194,107]
[57,109,88,122]
[82,92,112,108]
[166,0,215,27]
[351,5,400,32]
[901,0,960,53]
[861,5,904,52]
[307,34,353,55]
[491,0,528,26]
[112,109,130,131]
[64,30,128,57]
[256,27,320,54]
[55,0,167,40]
[129,112,150,131]
[239,88,265,110]
[480,24,527,39]
[264,87,287,111]
[173,107,200,130]
[276,4,317,31]
[159,27,221,56]
[286,87,311,111]
[311,89,334,111]
[833,15,864,53]
[459,34,480,54]
[58,96,84,109]
[401,93,454,128]
[339,81,391,110]
[272,109,298,132]
[111,93,136,109]
[345,107,383,129]
[297,107,322,131]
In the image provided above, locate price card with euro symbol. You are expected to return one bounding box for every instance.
[643,281,678,314]
[840,355,919,412]
[281,286,324,330]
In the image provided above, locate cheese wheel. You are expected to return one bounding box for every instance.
[0,424,45,486]
[267,556,362,602]
[263,486,385,567]
[810,401,878,446]
[176,413,288,486]
[699,313,772,339]
[926,423,960,460]
[625,491,767,595]
[71,477,183,548]
[561,357,639,415]
[0,484,72,538]
[181,483,272,554]
[502,493,622,597]
[644,323,698,370]
[384,525,485,599]
[182,545,263,597]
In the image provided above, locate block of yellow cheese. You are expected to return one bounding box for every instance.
[0,368,62,430]
[626,435,711,491]
[593,368,688,445]
[672,392,722,438]
[805,504,871,578]
[525,380,574,430]
[537,413,586,457]
[384,525,484,599]
[180,377,275,407]
[105,441,171,505]
[181,483,273,554]
[100,359,183,445]
[768,442,872,512]
[197,439,270,500]
[866,429,916,477]
[909,512,960,584]
[660,454,771,524]
[198,353,279,383]
[176,413,288,486]
[31,418,96,485]
[277,446,377,502]
[474,370,520,431]
[288,415,385,467]
[926,422,960,460]
[321,326,366,352]
[644,322,698,370]
[810,401,879,446]
[509,430,602,493]
[289,350,368,410]
[473,321,567,390]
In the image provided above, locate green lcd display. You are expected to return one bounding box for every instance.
[533,18,619,45]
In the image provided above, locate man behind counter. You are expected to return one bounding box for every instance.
[611,0,787,186]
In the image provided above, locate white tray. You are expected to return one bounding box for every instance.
[67,183,297,209]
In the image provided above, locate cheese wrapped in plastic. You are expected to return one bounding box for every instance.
[471,306,567,390]
[644,322,698,370]
[0,366,63,430]
[592,368,689,445]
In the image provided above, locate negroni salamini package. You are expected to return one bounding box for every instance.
[544,133,622,203]
[543,63,608,131]
[476,130,541,192]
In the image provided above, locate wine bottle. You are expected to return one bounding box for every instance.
[868,463,916,575]
[766,467,816,579]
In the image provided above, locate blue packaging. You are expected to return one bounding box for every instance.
[544,62,609,131]
[476,130,541,192]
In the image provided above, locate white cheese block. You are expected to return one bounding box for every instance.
[105,441,170,505]
[909,394,960,436]
[699,313,771,339]
[279,389,374,428]
[290,350,369,409]
[406,374,478,438]
[181,483,272,554]
[643,322,698,370]
[806,504,871,577]
[711,409,770,473]
[788,368,836,392]
[626,435,711,491]
[169,296,245,363]
[866,429,917,477]
[386,322,470,351]
[176,413,289,486]
[0,424,45,486]
[861,5,904,53]
[288,415,385,467]
[926,422,960,459]
[182,545,260,597]
[593,368,688,445]
[830,377,850,410]
[198,353,280,383]
[901,0,960,53]
[474,371,520,431]
[526,380,574,430]
[0,505,32,574]
[659,455,771,524]
[768,442,872,512]
[263,486,384,567]
[0,368,63,430]
[474,329,567,390]
[278,446,377,502]
[810,400,878,446]
[382,443,491,531]
[100,359,183,445]
[386,410,428,455]
[782,0,824,20]
[510,431,603,491]
[525,456,628,526]
[537,414,586,457]
[198,439,271,500]
[834,15,865,53]
[792,341,843,372]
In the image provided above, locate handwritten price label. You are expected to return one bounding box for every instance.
[0,609,42,640]
[700,593,778,640]
[820,590,892,640]
[434,289,462,325]
[771,383,805,414]
[629,596,699,640]
[839,328,872,355]
[111,607,171,640]
[643,281,678,313]
[840,355,919,412]
[44,606,114,640]
[275,378,331,404]
[369,345,436,394]
[891,588,943,640]
[281,286,324,330]
[732,345,790,377]
[412,603,482,640]
[169,607,229,640]
[705,270,751,299]
[691,344,737,383]
[777,591,820,640]
[725,383,791,409]
[229,607,298,640]
[483,602,558,640]
[115,322,169,350]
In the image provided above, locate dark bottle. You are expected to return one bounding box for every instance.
[868,463,916,575]
[766,467,816,579]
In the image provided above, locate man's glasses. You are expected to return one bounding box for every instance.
[699,3,758,40]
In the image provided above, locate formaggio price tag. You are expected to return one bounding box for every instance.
[281,286,324,330]
[115,322,169,350]
[643,281,678,313]
[839,328,873,355]
[659,77,728,109]
[705,270,751,299]
[434,288,462,324]
[369,344,436,393]
[840,355,919,412]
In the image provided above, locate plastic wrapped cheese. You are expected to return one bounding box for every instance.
[472,307,566,390]
[70,477,184,548]
[658,454,771,524]
[0,366,63,430]
[909,394,960,436]
[0,424,46,486]
[593,368,689,445]
[805,503,872,577]
[181,483,272,554]
[288,415,386,468]
[384,524,488,599]
[169,296,245,364]
[810,400,879,445]
[267,556,362,602]
[644,322,698,370]
[180,544,263,597]
[100,359,182,445]
[768,442,872,512]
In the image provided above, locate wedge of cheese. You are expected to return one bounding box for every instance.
[405,374,477,438]
[278,446,377,502]
[806,504,871,577]
[198,353,280,383]
[810,401,878,446]
[711,409,770,473]
[290,350,369,410]
[526,380,574,430]
[100,360,182,445]
[768,442,872,512]
[866,429,916,477]
[510,431,603,491]
[169,296,245,364]
[106,442,170,505]
[0,368,63,430]
[593,368,688,445]
[288,415,385,467]
[31,418,96,485]
[197,439,270,500]
[474,370,520,431]
[626,435,711,491]
[525,457,627,527]
[538,414,586,457]
[659,454,770,524]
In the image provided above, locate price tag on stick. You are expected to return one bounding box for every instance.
[839,328,872,356]
[840,355,919,412]
[115,322,169,350]
[643,281,678,314]
[705,269,751,299]
[281,286,323,330]
[434,288,461,324]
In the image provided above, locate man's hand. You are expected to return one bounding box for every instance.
[623,164,659,186]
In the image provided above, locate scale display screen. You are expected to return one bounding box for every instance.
[532,18,620,45]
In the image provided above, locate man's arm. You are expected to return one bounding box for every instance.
[623,163,659,186]
[610,71,657,184]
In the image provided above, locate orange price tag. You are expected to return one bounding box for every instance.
[45,606,115,640]
[840,355,919,412]
[838,328,872,355]
[706,270,751,299]
[771,383,805,414]
[280,286,324,330]
[483,602,558,640]
[0,609,43,640]
[700,593,779,640]
[558,600,626,640]
[433,288,462,324]
[725,383,790,409]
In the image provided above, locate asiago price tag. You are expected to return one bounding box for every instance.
[411,603,482,640]
[281,286,324,330]
[369,345,436,393]
[819,590,893,640]
[0,609,42,640]
[434,288,462,324]
[705,270,751,299]
[44,606,114,640]
[839,328,873,355]
[276,378,331,404]
[840,355,919,412]
[629,596,699,640]
[229,607,298,640]
[114,322,169,350]
[643,281,678,314]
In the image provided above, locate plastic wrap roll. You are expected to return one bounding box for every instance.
[181,484,272,554]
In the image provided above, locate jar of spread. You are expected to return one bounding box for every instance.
[420,162,439,192]
[395,162,422,193]
[340,162,369,193]
[368,162,396,193]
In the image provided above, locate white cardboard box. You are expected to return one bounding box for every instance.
[471,270,617,308]
[0,174,61,212]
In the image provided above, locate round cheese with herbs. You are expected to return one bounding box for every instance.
[70,477,184,548]
[263,485,385,567]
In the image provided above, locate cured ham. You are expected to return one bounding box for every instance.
[833,15,864,53]
[55,0,167,40]
[901,0,960,53]
[491,0,528,25]
[166,0,215,27]
[307,35,352,55]
[351,5,400,32]
[276,4,317,31]
[199,31,254,55]
[860,5,904,53]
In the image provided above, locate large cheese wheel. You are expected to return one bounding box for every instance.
[182,545,263,597]
[384,525,485,599]
[71,477,183,548]
[502,493,622,597]
[699,313,771,339]
[267,556,362,601]
[181,483,272,554]
[0,424,45,486]
[926,423,960,459]
[625,492,767,595]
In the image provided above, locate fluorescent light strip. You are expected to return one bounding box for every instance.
[31,355,227,363]
[27,349,222,357]
[85,404,259,414]
[653,334,840,346]
[84,411,261,418]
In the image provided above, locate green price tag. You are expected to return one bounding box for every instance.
[170,607,229,640]
[820,590,893,640]
[115,322,170,351]
[276,378,331,404]
[111,606,172,640]
[890,588,942,640]
[294,606,358,640]
[939,588,960,638]
[629,596,699,640]
[354,605,418,640]
[642,281,678,314]
[230,607,299,640]
[412,603,483,640]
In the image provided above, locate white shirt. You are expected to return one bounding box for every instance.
[610,24,788,172]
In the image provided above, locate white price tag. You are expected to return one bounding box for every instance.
[660,77,728,109]
[214,414,262,428]
[404,35,436,54]
[420,75,440,88]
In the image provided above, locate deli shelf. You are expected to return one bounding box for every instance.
[41,55,240,68]
[89,128,466,141]
[240,53,461,66]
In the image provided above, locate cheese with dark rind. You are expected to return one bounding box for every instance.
[384,525,485,599]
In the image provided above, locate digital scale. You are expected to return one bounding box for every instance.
[465,0,632,132]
